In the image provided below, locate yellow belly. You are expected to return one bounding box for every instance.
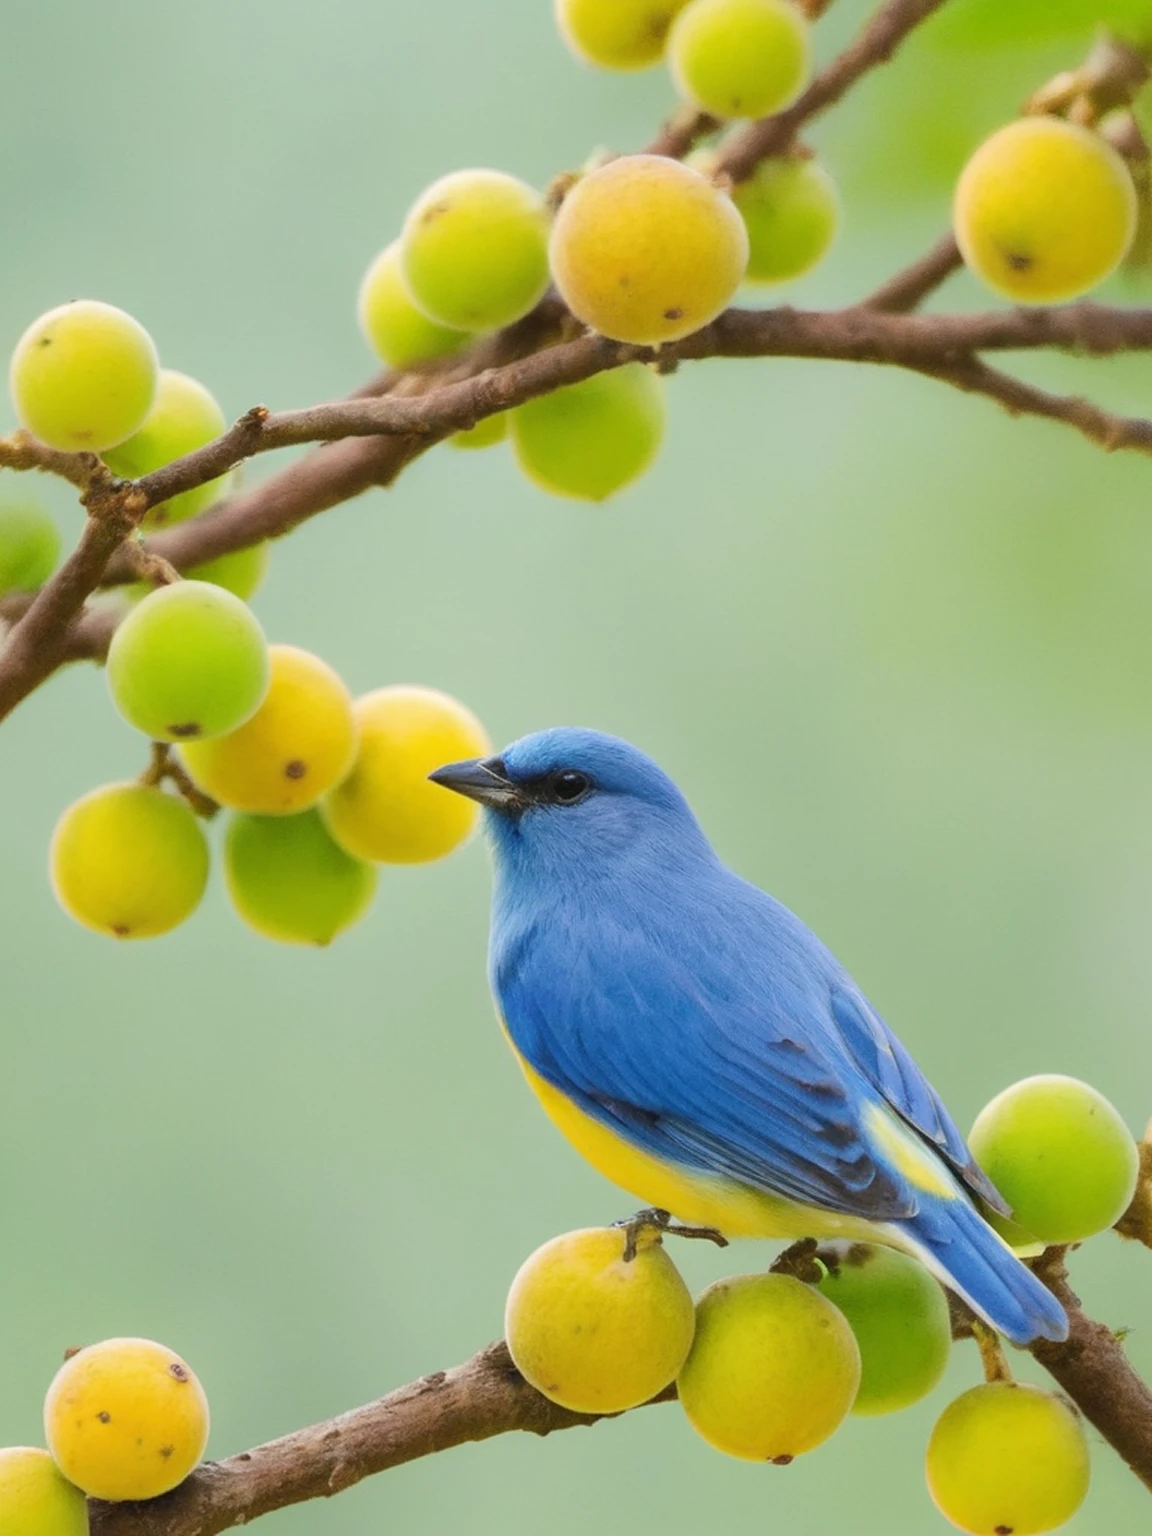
[506,1030,883,1243]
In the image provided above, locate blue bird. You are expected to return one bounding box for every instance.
[430,727,1067,1345]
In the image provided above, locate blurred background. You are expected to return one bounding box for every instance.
[2,0,1151,1530]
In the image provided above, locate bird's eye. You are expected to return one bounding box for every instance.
[550,769,592,805]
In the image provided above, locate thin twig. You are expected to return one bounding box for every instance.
[861,233,963,313]
[717,0,950,181]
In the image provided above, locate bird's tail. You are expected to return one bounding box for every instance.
[899,1194,1068,1347]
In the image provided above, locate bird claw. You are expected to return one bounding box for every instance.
[614,1206,729,1262]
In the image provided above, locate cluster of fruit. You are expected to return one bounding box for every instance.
[505,1073,1137,1535]
[5,300,268,602]
[0,1337,209,1531]
[51,632,489,943]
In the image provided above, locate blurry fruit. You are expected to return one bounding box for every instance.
[505,1225,696,1412]
[677,1273,860,1460]
[50,783,209,939]
[0,1446,88,1536]
[10,299,158,452]
[668,0,810,118]
[182,644,355,815]
[224,808,377,945]
[401,170,551,330]
[451,412,509,450]
[550,155,748,344]
[734,156,840,282]
[324,684,490,863]
[187,540,270,600]
[358,240,471,369]
[0,497,60,594]
[555,0,691,69]
[511,364,665,500]
[45,1337,210,1501]
[106,581,269,742]
[954,116,1136,302]
[103,369,228,527]
[969,1074,1139,1244]
[816,1243,951,1415]
[926,1382,1090,1535]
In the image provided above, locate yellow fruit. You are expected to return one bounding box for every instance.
[9,299,158,453]
[555,0,691,69]
[926,1382,1090,1535]
[0,1446,87,1536]
[550,155,748,345]
[954,116,1136,303]
[668,0,810,119]
[322,684,490,863]
[50,783,210,939]
[677,1273,860,1461]
[181,644,356,815]
[400,170,551,332]
[505,1225,696,1413]
[358,240,472,369]
[44,1337,210,1502]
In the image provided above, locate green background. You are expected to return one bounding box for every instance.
[2,1,1151,1530]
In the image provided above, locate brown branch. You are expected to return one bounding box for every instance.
[88,1343,670,1536]
[82,1249,1152,1536]
[861,233,962,313]
[717,0,950,181]
[1030,1248,1152,1494]
[1116,1128,1152,1247]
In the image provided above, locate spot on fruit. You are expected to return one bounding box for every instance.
[169,722,201,738]
[663,307,684,320]
[97,1412,111,1423]
[169,1362,189,1382]
[1005,251,1033,272]
[772,1454,794,1466]
[285,759,307,780]
[112,923,130,937]
[159,1445,174,1459]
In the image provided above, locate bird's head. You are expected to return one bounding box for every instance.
[429,727,712,881]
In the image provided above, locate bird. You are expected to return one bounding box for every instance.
[429,727,1068,1346]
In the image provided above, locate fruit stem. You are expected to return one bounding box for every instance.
[614,1207,728,1262]
[972,1320,1013,1384]
[138,742,220,820]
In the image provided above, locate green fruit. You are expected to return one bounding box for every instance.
[50,783,209,939]
[926,1383,1090,1535]
[969,1074,1139,1244]
[555,0,692,69]
[106,580,270,742]
[549,155,749,345]
[816,1243,951,1416]
[9,299,159,453]
[954,116,1137,304]
[668,0,810,119]
[734,157,840,283]
[224,808,377,945]
[451,412,509,450]
[511,364,665,500]
[505,1225,696,1413]
[103,368,229,528]
[0,496,61,594]
[358,240,472,369]
[187,541,270,600]
[400,169,551,331]
[0,1446,88,1536]
[677,1273,860,1461]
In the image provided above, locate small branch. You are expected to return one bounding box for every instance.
[717,0,950,181]
[88,1343,671,1536]
[138,743,219,818]
[861,232,962,313]
[644,106,720,159]
[1030,1248,1152,1494]
[1116,1127,1152,1248]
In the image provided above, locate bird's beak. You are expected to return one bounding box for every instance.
[428,755,526,811]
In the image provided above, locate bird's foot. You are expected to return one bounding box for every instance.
[614,1206,729,1262]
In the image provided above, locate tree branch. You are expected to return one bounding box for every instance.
[81,1248,1152,1536]
[1030,1248,1152,1494]
[861,233,962,313]
[87,1343,666,1536]
[716,0,950,181]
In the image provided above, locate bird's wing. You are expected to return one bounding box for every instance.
[828,986,1010,1215]
[494,913,919,1222]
